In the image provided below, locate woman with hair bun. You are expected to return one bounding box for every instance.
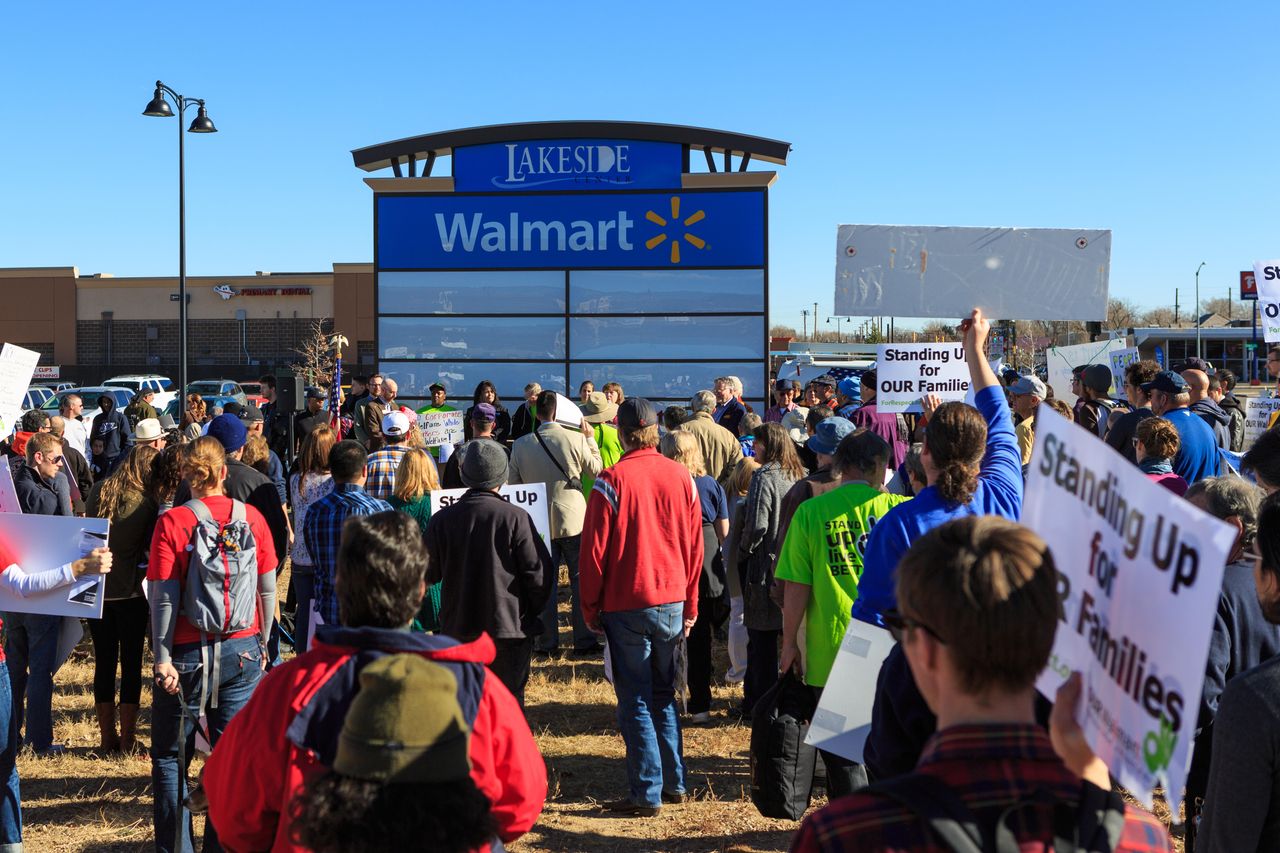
[853,308,1025,781]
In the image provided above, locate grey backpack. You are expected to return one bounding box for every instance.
[182,499,258,636]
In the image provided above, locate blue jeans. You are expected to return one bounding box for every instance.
[3,612,61,751]
[151,635,263,853]
[601,603,686,807]
[536,536,595,652]
[0,662,23,849]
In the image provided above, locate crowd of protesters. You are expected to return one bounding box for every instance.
[2,327,1280,850]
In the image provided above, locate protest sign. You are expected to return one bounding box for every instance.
[1025,405,1234,808]
[1045,339,1130,408]
[430,482,550,547]
[418,409,465,448]
[0,514,109,619]
[804,619,896,762]
[835,225,1111,321]
[875,342,970,414]
[0,457,19,514]
[1254,260,1280,343]
[1108,347,1140,401]
[0,343,40,438]
[1244,396,1280,449]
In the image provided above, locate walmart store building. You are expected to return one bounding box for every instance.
[352,121,789,411]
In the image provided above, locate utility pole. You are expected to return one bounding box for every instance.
[1195,261,1206,359]
[1174,288,1180,326]
[813,302,820,337]
[801,309,809,339]
[1227,286,1232,322]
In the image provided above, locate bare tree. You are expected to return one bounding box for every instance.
[290,318,337,388]
[920,320,959,341]
[1142,306,1177,327]
[1106,298,1141,330]
[769,324,798,339]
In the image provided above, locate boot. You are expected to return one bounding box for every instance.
[118,704,140,754]
[95,702,120,753]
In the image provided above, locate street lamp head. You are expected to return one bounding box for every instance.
[142,88,173,118]
[187,104,216,133]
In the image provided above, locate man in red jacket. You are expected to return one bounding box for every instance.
[203,511,546,852]
[580,398,703,818]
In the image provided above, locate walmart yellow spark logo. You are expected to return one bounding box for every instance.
[645,196,706,264]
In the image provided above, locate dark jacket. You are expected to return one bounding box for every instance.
[1187,556,1280,833]
[510,403,536,441]
[424,489,552,640]
[1104,406,1152,464]
[85,482,158,600]
[91,397,131,461]
[1191,398,1232,450]
[174,457,290,563]
[464,403,512,443]
[442,438,508,490]
[13,461,65,516]
[1219,392,1247,453]
[62,441,93,515]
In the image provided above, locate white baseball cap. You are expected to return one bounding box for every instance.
[381,411,411,437]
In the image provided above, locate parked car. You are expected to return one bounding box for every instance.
[104,374,177,412]
[185,380,248,412]
[41,387,134,427]
[22,387,54,411]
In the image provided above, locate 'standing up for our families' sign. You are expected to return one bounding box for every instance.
[1024,405,1234,808]
[875,343,970,414]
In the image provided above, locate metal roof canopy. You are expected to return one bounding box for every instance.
[351,120,791,176]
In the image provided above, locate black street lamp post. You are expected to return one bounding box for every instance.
[142,81,217,397]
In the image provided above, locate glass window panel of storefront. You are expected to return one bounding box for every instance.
[378,271,565,314]
[380,361,566,408]
[570,361,764,401]
[569,269,764,314]
[379,317,565,360]
[569,316,763,361]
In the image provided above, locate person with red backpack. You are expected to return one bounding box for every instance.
[147,435,278,853]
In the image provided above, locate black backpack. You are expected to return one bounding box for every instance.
[749,671,817,820]
[863,771,1127,852]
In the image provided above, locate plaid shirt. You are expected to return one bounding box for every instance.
[791,724,1172,853]
[365,443,412,500]
[303,483,393,625]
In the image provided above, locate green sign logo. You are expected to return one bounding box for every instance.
[1143,716,1177,774]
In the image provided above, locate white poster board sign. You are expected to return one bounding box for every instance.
[1107,347,1140,402]
[875,343,970,414]
[552,394,584,429]
[835,225,1111,321]
[1044,339,1131,409]
[804,620,896,762]
[1244,397,1280,449]
[1254,261,1280,343]
[0,457,20,514]
[0,343,40,438]
[1025,405,1233,808]
[0,514,109,619]
[418,410,465,448]
[429,482,550,548]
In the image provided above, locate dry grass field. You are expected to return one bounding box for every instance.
[15,577,1183,852]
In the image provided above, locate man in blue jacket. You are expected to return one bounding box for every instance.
[1144,370,1219,486]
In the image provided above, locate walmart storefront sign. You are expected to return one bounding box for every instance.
[378,191,764,269]
[453,139,681,191]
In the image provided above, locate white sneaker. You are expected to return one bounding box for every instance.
[688,711,711,724]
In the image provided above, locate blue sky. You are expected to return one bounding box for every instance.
[1,2,1276,333]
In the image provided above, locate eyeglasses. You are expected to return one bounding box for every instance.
[40,453,64,466]
[882,608,946,645]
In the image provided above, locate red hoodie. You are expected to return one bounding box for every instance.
[203,627,546,852]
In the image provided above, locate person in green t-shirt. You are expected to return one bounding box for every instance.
[775,428,910,795]
[579,391,622,496]
[416,382,458,460]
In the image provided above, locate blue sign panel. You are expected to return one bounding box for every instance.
[378,191,764,270]
[453,139,682,191]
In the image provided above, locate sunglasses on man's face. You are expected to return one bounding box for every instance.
[882,608,946,645]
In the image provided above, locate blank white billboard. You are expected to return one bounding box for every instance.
[834,225,1111,321]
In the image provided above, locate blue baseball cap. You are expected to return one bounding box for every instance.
[206,413,248,453]
[1141,370,1187,395]
[807,417,856,456]
[837,377,862,400]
